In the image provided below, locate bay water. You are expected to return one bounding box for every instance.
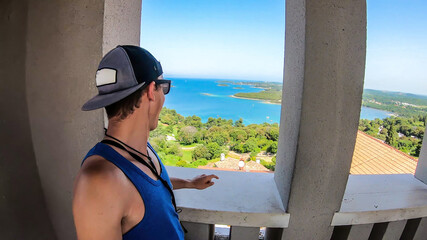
[164,78,392,125]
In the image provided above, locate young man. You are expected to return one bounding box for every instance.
[73,45,219,240]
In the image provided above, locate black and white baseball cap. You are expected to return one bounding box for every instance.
[82,45,165,111]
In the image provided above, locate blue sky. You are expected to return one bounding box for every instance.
[141,0,427,95]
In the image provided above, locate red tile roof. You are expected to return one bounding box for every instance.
[350,131,418,175]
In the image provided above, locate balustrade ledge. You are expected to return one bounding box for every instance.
[167,166,290,228]
[332,174,427,226]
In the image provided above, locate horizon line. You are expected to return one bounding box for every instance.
[165,76,427,97]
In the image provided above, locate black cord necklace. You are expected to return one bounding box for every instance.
[104,131,157,172]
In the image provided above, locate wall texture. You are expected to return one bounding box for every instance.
[0,0,56,239]
[25,1,105,238]
[1,0,142,238]
[24,0,142,239]
[415,126,427,183]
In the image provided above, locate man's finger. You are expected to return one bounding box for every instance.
[208,174,219,180]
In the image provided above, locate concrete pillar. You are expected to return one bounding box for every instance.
[347,224,373,240]
[415,125,427,184]
[0,0,56,239]
[24,0,141,239]
[230,226,260,240]
[265,228,283,240]
[383,220,406,240]
[102,0,142,53]
[413,217,427,240]
[182,222,214,240]
[274,0,367,239]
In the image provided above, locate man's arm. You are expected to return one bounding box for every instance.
[171,174,219,190]
[73,159,127,240]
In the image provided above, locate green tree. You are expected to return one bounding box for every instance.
[177,126,198,145]
[192,145,211,160]
[183,115,203,129]
[385,125,397,147]
[190,158,208,168]
[234,118,244,127]
[243,137,259,153]
[176,159,189,167]
[257,138,271,149]
[266,127,279,141]
[164,141,182,156]
[415,145,422,157]
[230,129,247,142]
[267,142,278,154]
[149,124,169,138]
[210,133,228,146]
[207,142,222,159]
[413,127,425,139]
[159,107,184,124]
[231,142,245,153]
[399,125,412,137]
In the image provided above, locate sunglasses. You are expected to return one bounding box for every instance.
[154,79,171,95]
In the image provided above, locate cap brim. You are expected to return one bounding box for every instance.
[81,82,146,111]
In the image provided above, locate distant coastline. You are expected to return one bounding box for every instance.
[222,80,427,118]
[229,95,280,105]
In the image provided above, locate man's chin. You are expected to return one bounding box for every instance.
[150,123,158,131]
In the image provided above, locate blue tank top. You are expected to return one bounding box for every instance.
[82,142,185,240]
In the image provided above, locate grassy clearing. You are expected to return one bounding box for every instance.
[180,143,200,148]
[182,150,193,162]
[162,155,181,166]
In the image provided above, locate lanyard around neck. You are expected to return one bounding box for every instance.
[104,132,157,172]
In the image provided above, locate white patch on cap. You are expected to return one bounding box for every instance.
[96,68,117,86]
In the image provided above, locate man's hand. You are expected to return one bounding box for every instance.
[170,174,219,190]
[190,174,219,190]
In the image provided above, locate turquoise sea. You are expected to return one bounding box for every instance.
[164,78,392,125]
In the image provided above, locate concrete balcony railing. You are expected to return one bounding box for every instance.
[168,167,427,240]
[331,174,427,240]
[168,166,289,240]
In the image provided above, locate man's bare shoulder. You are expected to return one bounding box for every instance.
[73,155,129,201]
[73,155,130,239]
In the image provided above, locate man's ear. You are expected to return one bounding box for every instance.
[147,81,156,101]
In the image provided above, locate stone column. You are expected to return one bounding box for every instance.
[415,125,427,184]
[25,0,141,239]
[274,0,367,239]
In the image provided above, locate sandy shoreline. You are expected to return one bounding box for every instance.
[229,95,281,105]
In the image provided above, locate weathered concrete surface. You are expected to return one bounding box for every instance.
[182,221,214,240]
[273,0,306,208]
[275,0,367,239]
[103,0,141,54]
[230,226,260,240]
[24,0,141,239]
[25,1,104,238]
[168,166,289,228]
[413,217,427,240]
[415,126,427,184]
[332,174,427,226]
[347,224,373,240]
[383,220,406,240]
[0,0,56,239]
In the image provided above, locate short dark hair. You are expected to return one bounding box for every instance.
[105,83,159,120]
